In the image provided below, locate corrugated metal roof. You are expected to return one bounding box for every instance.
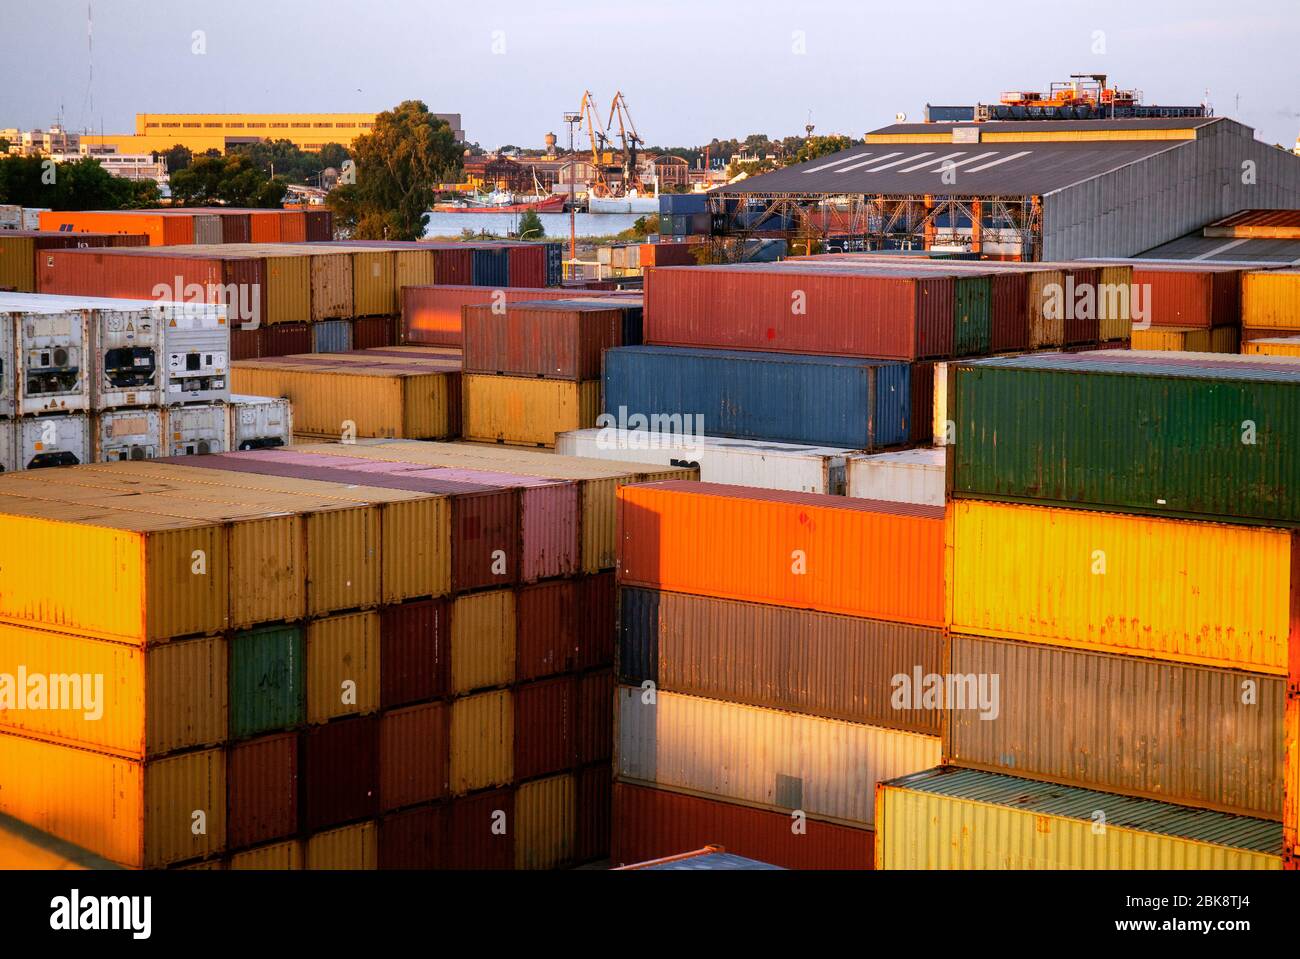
[719,140,1184,197]
[1136,232,1300,264]
[1211,209,1300,229]
[967,351,1300,383]
[868,118,1217,136]
[884,767,1283,853]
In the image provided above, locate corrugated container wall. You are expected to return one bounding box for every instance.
[462,375,599,447]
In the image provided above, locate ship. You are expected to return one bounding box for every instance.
[433,191,567,214]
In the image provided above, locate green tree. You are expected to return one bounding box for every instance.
[154,144,193,173]
[0,155,159,210]
[785,135,854,166]
[170,154,286,207]
[517,209,545,239]
[318,142,350,173]
[0,155,49,206]
[326,100,461,239]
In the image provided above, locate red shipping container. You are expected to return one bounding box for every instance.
[575,572,617,671]
[462,301,630,380]
[218,212,252,244]
[910,360,936,446]
[575,669,613,765]
[514,676,576,782]
[612,782,874,870]
[403,284,591,346]
[575,762,612,863]
[504,244,547,288]
[645,264,954,359]
[352,315,397,350]
[303,209,333,242]
[988,270,1031,352]
[257,322,312,357]
[425,244,473,286]
[303,715,379,832]
[516,580,577,681]
[1062,266,1102,344]
[230,328,261,361]
[227,732,298,850]
[379,804,447,869]
[1132,263,1244,328]
[446,788,514,869]
[380,598,450,708]
[380,702,450,812]
[639,242,698,268]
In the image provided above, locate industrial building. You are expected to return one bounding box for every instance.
[79,111,465,155]
[716,116,1300,260]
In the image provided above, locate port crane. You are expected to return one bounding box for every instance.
[606,91,646,196]
[577,90,614,198]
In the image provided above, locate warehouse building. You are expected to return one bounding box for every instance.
[717,117,1300,260]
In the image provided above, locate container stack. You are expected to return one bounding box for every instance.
[874,349,1300,870]
[37,208,332,246]
[0,230,149,293]
[1116,261,1246,353]
[612,480,947,869]
[459,299,644,448]
[401,287,632,348]
[0,292,230,470]
[658,194,711,240]
[1242,268,1300,351]
[0,439,696,869]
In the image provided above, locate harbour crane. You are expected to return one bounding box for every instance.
[606,91,645,196]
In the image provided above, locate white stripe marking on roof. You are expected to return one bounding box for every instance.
[962,150,1032,173]
[835,151,902,173]
[802,152,874,173]
[862,152,934,172]
[923,151,998,172]
[897,151,965,172]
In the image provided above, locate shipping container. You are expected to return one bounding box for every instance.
[472,247,509,288]
[575,762,611,863]
[303,209,334,242]
[378,804,446,869]
[1286,693,1299,860]
[228,839,303,870]
[450,689,513,795]
[306,611,380,724]
[1244,335,1300,358]
[515,773,576,869]
[949,352,1300,525]
[38,211,193,246]
[1130,325,1240,352]
[949,634,1285,817]
[576,572,617,670]
[846,448,945,507]
[575,668,614,765]
[303,715,379,831]
[11,304,90,414]
[504,244,548,289]
[612,782,873,870]
[0,624,225,757]
[619,588,942,734]
[618,481,945,625]
[352,315,397,350]
[228,394,293,450]
[380,597,449,708]
[463,374,600,447]
[379,701,450,812]
[401,285,614,347]
[949,499,1296,673]
[0,421,14,473]
[1242,269,1300,330]
[445,788,513,869]
[876,766,1283,870]
[462,300,635,380]
[1129,262,1244,328]
[305,820,378,869]
[617,687,940,828]
[450,589,516,694]
[256,322,312,358]
[0,734,225,868]
[164,404,227,456]
[952,274,992,356]
[514,676,576,781]
[94,408,164,462]
[0,231,149,293]
[226,732,298,850]
[516,580,577,681]
[556,428,851,495]
[229,624,305,739]
[312,319,354,354]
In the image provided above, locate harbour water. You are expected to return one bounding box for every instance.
[423,210,643,239]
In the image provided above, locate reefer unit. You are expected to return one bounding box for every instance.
[604,346,916,449]
[164,404,228,456]
[19,413,90,469]
[227,394,293,450]
[847,448,945,506]
[876,766,1283,870]
[94,408,164,462]
[11,304,89,414]
[556,428,851,494]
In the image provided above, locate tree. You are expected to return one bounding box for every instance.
[170,154,287,207]
[318,142,350,173]
[517,209,545,239]
[785,135,854,166]
[326,100,462,240]
[0,155,157,210]
[0,155,49,207]
[154,144,193,173]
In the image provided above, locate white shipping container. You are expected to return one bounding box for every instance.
[19,413,90,470]
[228,394,293,450]
[94,408,164,462]
[846,448,946,507]
[615,686,940,828]
[932,361,951,446]
[0,206,20,230]
[13,307,90,415]
[0,306,15,418]
[555,428,851,494]
[0,419,14,473]
[164,404,227,456]
[21,209,49,231]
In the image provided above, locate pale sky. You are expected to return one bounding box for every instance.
[2,0,1297,149]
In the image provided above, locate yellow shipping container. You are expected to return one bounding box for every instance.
[1094,263,1133,341]
[1243,335,1300,358]
[231,363,459,440]
[1285,694,1299,861]
[0,734,225,868]
[290,439,696,571]
[450,590,516,693]
[876,767,1282,870]
[451,689,513,795]
[1242,269,1300,330]
[515,773,576,870]
[306,821,377,869]
[229,840,304,870]
[330,247,397,317]
[1131,325,1240,353]
[462,375,601,448]
[0,625,224,758]
[1026,269,1066,348]
[306,611,380,723]
[949,499,1294,673]
[252,245,353,321]
[0,234,37,291]
[391,248,437,290]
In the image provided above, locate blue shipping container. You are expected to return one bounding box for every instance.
[659,193,709,217]
[544,241,564,286]
[472,247,510,287]
[603,345,913,449]
[312,319,354,354]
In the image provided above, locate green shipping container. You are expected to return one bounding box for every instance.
[230,624,305,739]
[950,353,1300,525]
[953,275,992,357]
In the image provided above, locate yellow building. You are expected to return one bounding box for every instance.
[80,111,464,155]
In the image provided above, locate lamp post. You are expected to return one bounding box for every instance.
[564,111,581,270]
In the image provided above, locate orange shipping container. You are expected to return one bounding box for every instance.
[617,481,945,625]
[38,211,195,246]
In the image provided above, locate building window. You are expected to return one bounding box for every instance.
[205,123,223,128]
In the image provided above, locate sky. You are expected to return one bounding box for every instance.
[2,0,1298,150]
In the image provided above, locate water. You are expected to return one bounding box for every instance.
[422,211,643,239]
